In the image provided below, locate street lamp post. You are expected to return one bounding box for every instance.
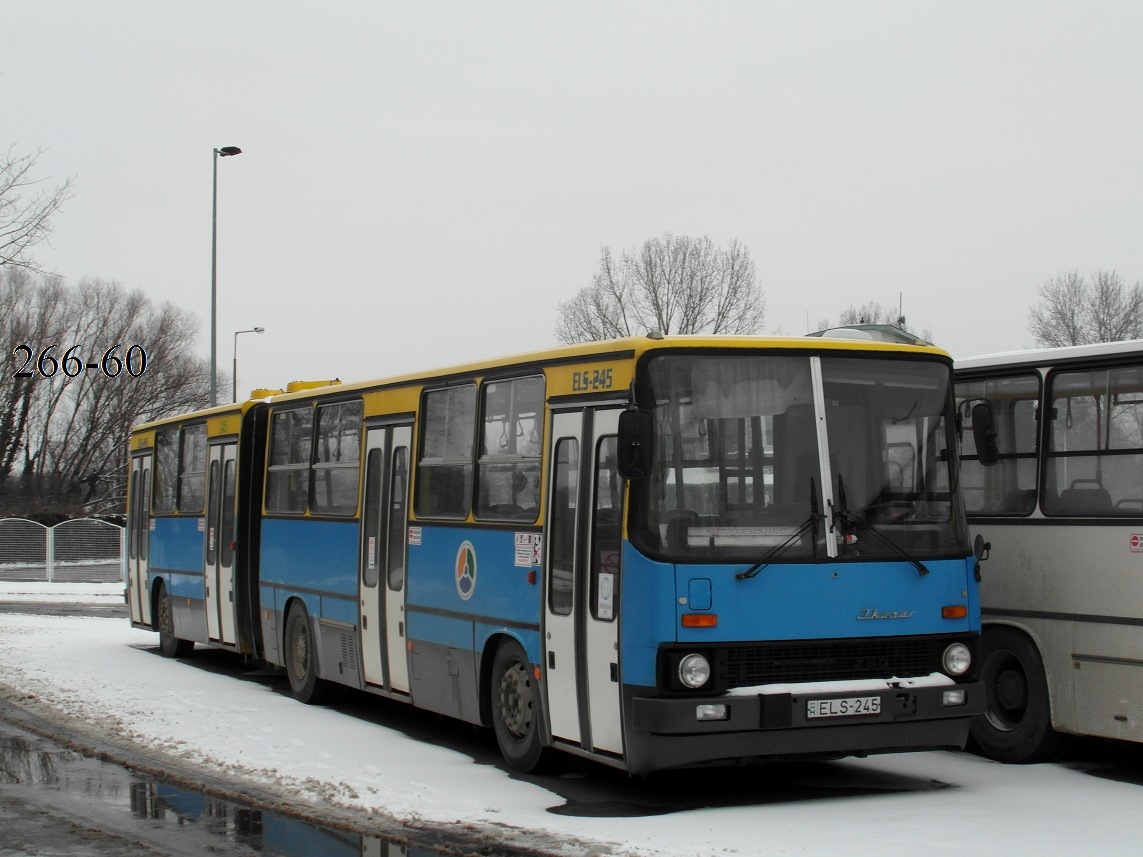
[232,327,265,402]
[210,145,243,407]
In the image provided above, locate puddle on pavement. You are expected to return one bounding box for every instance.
[0,719,444,856]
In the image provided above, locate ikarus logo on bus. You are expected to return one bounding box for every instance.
[455,540,477,601]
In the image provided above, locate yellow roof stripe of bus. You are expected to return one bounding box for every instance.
[253,334,950,406]
[131,334,949,437]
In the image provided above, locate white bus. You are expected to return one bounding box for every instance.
[955,341,1143,761]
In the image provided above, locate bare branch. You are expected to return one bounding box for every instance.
[0,145,76,273]
[1028,269,1143,347]
[555,233,765,344]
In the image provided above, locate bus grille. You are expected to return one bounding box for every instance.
[720,639,938,688]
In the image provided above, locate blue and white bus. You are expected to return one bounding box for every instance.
[127,335,982,774]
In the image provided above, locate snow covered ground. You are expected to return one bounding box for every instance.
[0,581,1140,856]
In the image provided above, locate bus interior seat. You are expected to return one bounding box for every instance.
[1004,489,1037,514]
[1057,485,1114,515]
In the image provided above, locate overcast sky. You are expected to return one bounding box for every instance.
[5,1,1143,394]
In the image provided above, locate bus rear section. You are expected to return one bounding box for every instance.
[126,404,262,659]
[605,345,983,772]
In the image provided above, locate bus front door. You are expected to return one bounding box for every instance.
[544,407,624,758]
[204,442,238,645]
[359,424,412,695]
[128,453,152,626]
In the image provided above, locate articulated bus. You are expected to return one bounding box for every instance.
[956,341,1143,762]
[127,335,982,774]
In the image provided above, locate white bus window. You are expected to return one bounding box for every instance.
[1044,365,1143,516]
[956,373,1040,515]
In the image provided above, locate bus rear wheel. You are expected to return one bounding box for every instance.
[156,583,193,658]
[490,640,548,773]
[284,605,333,705]
[971,626,1062,763]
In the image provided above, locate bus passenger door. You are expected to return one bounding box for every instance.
[543,407,624,757]
[205,442,238,645]
[359,424,412,694]
[128,453,152,626]
[584,409,623,755]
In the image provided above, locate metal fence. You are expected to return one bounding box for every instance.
[0,518,125,583]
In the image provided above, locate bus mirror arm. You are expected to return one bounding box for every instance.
[973,534,991,582]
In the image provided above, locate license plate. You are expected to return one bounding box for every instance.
[806,695,881,719]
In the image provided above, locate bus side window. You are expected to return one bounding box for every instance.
[416,385,477,519]
[591,437,622,622]
[549,439,578,617]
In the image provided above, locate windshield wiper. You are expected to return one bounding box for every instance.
[833,475,930,576]
[737,477,822,580]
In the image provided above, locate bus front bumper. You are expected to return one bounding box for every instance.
[625,680,983,773]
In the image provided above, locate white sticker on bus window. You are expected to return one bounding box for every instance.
[367,536,377,569]
[408,526,422,546]
[197,518,206,532]
[597,571,615,620]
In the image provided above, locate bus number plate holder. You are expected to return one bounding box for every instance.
[806,696,881,719]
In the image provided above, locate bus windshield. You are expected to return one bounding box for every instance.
[632,352,967,562]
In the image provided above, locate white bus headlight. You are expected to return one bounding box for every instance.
[678,653,711,689]
[942,642,971,676]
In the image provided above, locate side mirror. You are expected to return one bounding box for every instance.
[971,401,1000,467]
[972,533,991,583]
[617,409,653,480]
[973,533,991,562]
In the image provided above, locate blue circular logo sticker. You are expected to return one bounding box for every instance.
[455,540,477,601]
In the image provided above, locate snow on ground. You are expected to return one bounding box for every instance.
[0,580,125,604]
[0,583,1140,855]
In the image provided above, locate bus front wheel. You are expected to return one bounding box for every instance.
[971,626,1062,763]
[156,583,193,658]
[284,605,333,705]
[490,640,549,773]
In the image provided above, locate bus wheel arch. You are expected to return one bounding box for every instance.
[283,599,333,705]
[153,580,193,658]
[486,635,550,773]
[971,623,1063,763]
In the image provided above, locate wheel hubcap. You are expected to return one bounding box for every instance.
[498,660,533,740]
[291,623,309,679]
[986,652,1028,731]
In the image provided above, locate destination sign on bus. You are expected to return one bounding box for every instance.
[571,367,614,392]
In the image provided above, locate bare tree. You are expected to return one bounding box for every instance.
[2,272,212,516]
[1028,269,1143,346]
[0,145,75,272]
[556,233,765,344]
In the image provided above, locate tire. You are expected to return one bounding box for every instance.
[284,605,333,705]
[156,583,194,658]
[490,639,549,773]
[971,626,1063,763]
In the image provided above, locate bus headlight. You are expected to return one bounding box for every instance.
[678,653,711,689]
[942,642,971,676]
